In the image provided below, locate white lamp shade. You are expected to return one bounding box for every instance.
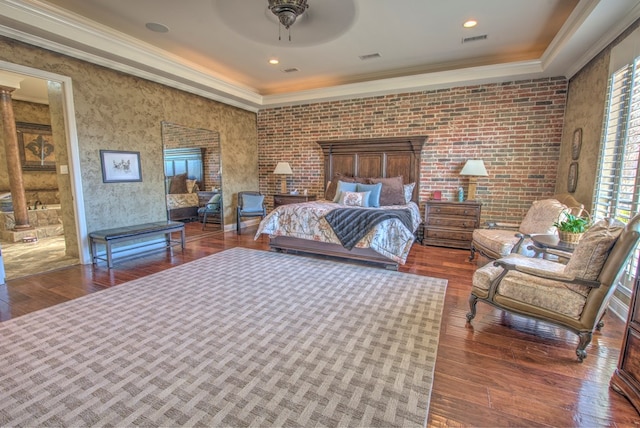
[460,159,488,176]
[273,162,293,175]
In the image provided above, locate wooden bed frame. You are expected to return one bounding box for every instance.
[269,135,427,269]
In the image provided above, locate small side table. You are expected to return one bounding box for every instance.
[529,234,577,261]
[274,193,317,208]
[530,234,577,252]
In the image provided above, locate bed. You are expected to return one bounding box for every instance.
[256,136,427,269]
[164,148,204,221]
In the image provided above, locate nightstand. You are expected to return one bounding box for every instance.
[610,253,640,414]
[424,200,481,249]
[274,194,317,208]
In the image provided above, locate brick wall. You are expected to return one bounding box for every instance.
[257,77,567,223]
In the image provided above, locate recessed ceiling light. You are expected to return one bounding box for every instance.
[269,58,279,65]
[145,22,169,33]
[463,19,477,28]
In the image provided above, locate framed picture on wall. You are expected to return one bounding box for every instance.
[572,128,582,160]
[100,150,142,183]
[16,122,56,171]
[568,162,578,193]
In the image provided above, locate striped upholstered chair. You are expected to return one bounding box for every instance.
[467,214,640,361]
[469,194,583,262]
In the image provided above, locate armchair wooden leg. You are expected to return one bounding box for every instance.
[202,212,208,231]
[466,294,478,322]
[576,331,592,362]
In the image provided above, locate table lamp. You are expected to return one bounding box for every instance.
[460,159,488,200]
[273,162,293,193]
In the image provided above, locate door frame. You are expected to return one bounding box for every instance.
[0,60,89,265]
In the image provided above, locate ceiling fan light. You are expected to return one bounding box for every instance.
[268,0,308,29]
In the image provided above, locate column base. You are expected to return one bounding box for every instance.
[12,224,34,231]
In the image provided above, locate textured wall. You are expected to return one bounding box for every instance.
[0,36,257,234]
[48,81,78,257]
[258,79,567,224]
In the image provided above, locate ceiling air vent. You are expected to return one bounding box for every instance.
[359,53,381,61]
[462,34,488,44]
[282,67,299,73]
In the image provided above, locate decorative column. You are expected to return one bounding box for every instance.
[0,84,31,230]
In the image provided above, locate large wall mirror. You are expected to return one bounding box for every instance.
[161,121,222,231]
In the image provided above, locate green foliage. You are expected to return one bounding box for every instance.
[553,212,590,233]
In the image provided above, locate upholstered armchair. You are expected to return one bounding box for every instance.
[198,193,222,230]
[236,191,266,233]
[467,214,640,361]
[469,195,582,261]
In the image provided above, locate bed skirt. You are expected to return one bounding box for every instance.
[269,236,399,270]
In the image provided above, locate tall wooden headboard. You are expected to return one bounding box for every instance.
[317,136,427,202]
[163,147,205,190]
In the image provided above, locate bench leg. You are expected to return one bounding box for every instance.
[106,242,113,269]
[181,228,185,252]
[90,238,97,265]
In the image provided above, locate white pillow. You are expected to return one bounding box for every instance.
[403,182,415,203]
[338,191,370,207]
[333,180,359,203]
[186,179,198,193]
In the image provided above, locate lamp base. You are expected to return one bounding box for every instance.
[467,178,478,200]
[280,178,287,194]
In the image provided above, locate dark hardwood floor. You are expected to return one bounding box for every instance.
[1,222,638,426]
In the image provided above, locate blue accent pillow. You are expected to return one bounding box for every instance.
[242,194,264,212]
[208,193,221,204]
[333,180,359,202]
[356,182,383,207]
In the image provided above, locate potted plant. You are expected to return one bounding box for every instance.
[554,211,590,243]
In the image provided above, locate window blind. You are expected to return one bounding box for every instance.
[594,58,640,295]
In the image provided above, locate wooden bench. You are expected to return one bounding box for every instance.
[89,221,185,268]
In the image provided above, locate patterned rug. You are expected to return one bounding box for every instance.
[0,248,447,427]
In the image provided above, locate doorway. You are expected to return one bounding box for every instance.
[0,61,88,283]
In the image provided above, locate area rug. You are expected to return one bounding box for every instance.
[0,248,447,427]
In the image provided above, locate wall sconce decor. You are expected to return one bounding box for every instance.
[459,159,488,200]
[273,161,293,193]
[572,128,582,160]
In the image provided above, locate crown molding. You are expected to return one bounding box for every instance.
[0,0,638,111]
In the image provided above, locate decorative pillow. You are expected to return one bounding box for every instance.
[519,199,567,235]
[403,182,416,203]
[333,180,359,202]
[241,194,264,213]
[369,176,405,205]
[338,191,370,207]
[168,173,188,194]
[324,181,332,200]
[564,218,625,281]
[356,182,383,207]
[186,179,198,193]
[208,193,221,204]
[325,174,367,200]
